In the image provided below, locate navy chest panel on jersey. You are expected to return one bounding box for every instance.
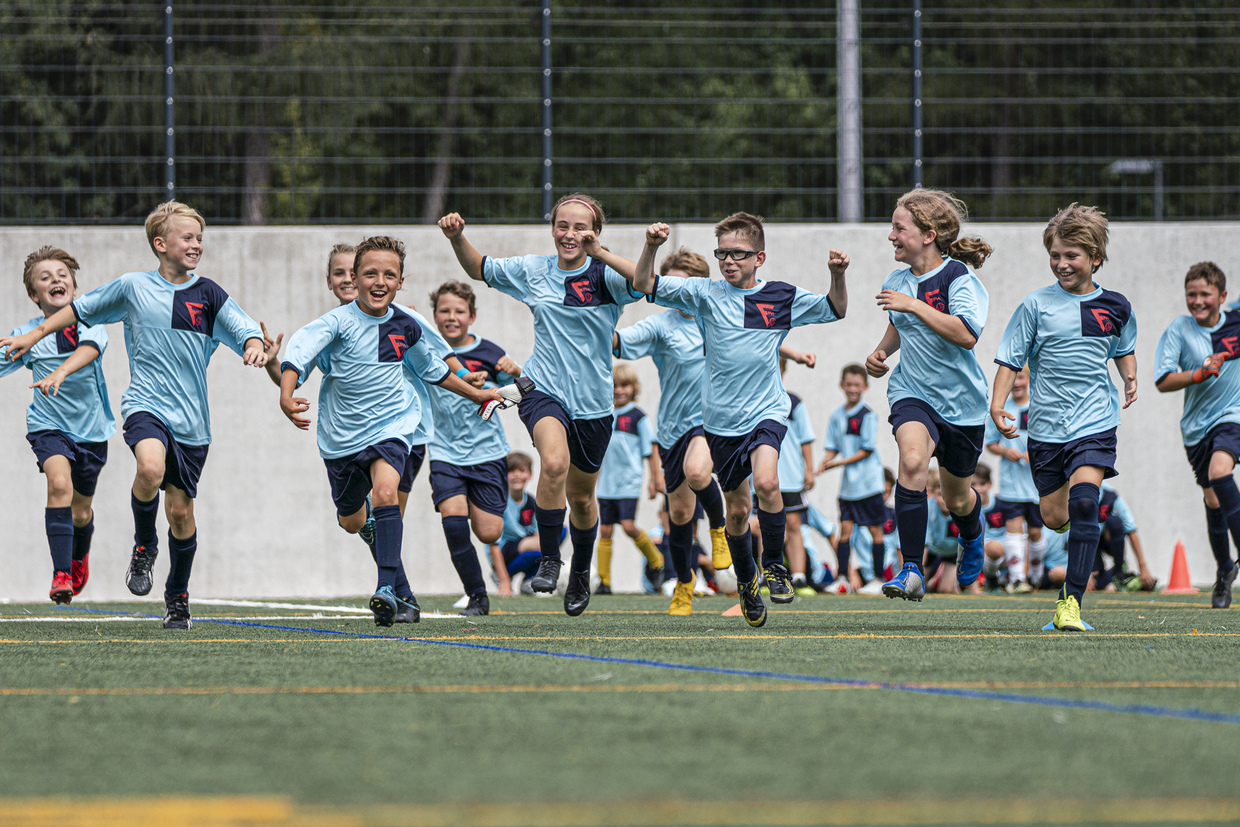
[787,392,802,422]
[846,405,871,436]
[986,508,1006,530]
[743,282,795,330]
[1079,289,1133,340]
[1210,309,1240,357]
[519,494,536,528]
[1018,408,1030,431]
[614,407,646,435]
[458,339,506,383]
[378,313,425,362]
[55,324,84,354]
[883,508,896,536]
[916,260,969,313]
[562,259,616,308]
[170,278,230,336]
[1098,490,1118,523]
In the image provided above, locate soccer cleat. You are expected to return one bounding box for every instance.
[858,579,885,596]
[358,513,376,552]
[528,556,562,593]
[882,563,926,602]
[70,553,89,595]
[394,594,421,624]
[563,569,591,617]
[763,563,795,604]
[737,577,767,627]
[1007,579,1034,595]
[668,579,694,616]
[49,571,73,605]
[480,376,535,421]
[956,532,985,588]
[163,592,192,630]
[1052,592,1087,631]
[370,585,399,627]
[518,575,536,596]
[709,526,732,570]
[593,582,613,596]
[126,545,158,596]
[1212,562,1238,609]
[460,593,490,616]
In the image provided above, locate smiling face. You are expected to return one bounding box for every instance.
[153,216,203,275]
[1012,368,1031,402]
[354,250,404,317]
[1185,278,1225,328]
[613,382,635,409]
[889,206,939,273]
[840,372,868,407]
[507,464,532,497]
[551,202,596,270]
[327,252,357,305]
[714,231,765,289]
[1048,237,1100,295]
[433,291,475,347]
[27,259,77,316]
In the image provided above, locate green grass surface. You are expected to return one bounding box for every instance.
[1,591,1238,827]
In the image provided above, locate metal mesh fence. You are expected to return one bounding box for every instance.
[1,1,1237,225]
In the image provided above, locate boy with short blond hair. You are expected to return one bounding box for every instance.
[1,202,269,630]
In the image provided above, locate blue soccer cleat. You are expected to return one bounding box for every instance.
[369,585,399,627]
[956,532,985,588]
[882,563,925,602]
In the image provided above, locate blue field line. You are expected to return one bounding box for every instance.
[65,605,1240,725]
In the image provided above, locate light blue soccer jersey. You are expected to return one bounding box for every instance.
[400,306,454,447]
[980,492,1007,542]
[483,255,642,419]
[71,271,261,445]
[850,506,898,582]
[777,392,816,493]
[428,336,514,466]
[995,283,1137,444]
[651,275,841,437]
[615,309,705,445]
[825,401,885,501]
[596,402,653,499]
[281,303,450,460]
[883,259,989,426]
[1155,310,1240,446]
[1099,484,1138,534]
[1042,529,1068,570]
[1,317,115,443]
[925,500,957,558]
[982,398,1039,503]
[499,490,538,547]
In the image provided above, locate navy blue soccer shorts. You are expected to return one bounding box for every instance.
[705,419,788,494]
[428,458,508,516]
[1028,428,1117,498]
[323,439,409,518]
[518,389,612,475]
[26,430,108,497]
[888,398,984,480]
[123,412,209,498]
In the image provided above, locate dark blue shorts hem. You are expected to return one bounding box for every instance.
[993,498,1044,528]
[888,398,984,479]
[428,458,508,516]
[598,497,638,525]
[1027,429,1118,498]
[839,492,886,526]
[657,425,706,494]
[323,439,409,518]
[1186,422,1240,489]
[26,431,109,497]
[706,420,788,493]
[398,444,427,493]
[122,412,209,498]
[518,389,612,474]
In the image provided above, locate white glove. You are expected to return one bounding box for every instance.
[480,376,535,421]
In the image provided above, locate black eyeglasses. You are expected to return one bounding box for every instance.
[713,248,760,261]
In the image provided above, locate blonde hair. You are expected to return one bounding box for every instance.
[551,193,605,233]
[144,201,205,256]
[895,189,993,269]
[327,243,356,278]
[22,246,80,298]
[659,247,710,279]
[715,212,765,251]
[1042,203,1108,270]
[613,362,641,399]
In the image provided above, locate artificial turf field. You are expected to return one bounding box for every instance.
[1,591,1238,827]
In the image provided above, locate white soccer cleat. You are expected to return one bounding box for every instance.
[480,376,535,421]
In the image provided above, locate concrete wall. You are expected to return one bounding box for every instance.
[3,221,1238,602]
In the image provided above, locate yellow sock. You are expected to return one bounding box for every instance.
[634,531,664,569]
[597,538,613,585]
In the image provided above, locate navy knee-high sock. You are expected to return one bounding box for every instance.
[756,507,787,569]
[1209,475,1240,560]
[1104,514,1127,583]
[535,505,566,561]
[569,521,597,573]
[895,483,928,569]
[165,531,197,595]
[1064,483,1101,604]
[131,492,159,549]
[836,535,852,583]
[728,529,757,583]
[668,520,695,584]
[691,479,726,530]
[1205,504,1234,576]
[372,504,402,590]
[953,488,983,541]
[73,516,94,561]
[443,516,486,597]
[45,507,73,573]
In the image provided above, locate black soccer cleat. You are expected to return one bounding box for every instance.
[1212,561,1238,609]
[564,569,591,617]
[737,576,767,628]
[126,545,158,596]
[763,563,795,604]
[394,593,421,624]
[528,556,562,593]
[593,582,613,596]
[163,592,192,630]
[460,593,490,616]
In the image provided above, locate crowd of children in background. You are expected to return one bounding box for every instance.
[5,189,1237,634]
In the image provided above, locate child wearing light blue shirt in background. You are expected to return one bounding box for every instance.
[983,365,1043,592]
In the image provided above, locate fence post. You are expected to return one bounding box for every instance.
[837,0,862,222]
[541,0,553,220]
[164,2,176,201]
[911,0,922,189]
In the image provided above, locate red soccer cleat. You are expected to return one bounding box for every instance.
[49,571,73,605]
[71,553,89,595]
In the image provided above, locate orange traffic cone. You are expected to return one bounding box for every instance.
[721,603,743,617]
[1162,540,1199,594]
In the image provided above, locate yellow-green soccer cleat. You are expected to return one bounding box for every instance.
[1052,593,1087,632]
[668,579,694,616]
[709,526,732,570]
[737,577,767,628]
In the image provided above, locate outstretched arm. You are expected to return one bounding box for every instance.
[827,249,849,318]
[260,322,284,386]
[29,343,101,397]
[779,345,816,368]
[0,305,78,362]
[438,213,485,282]
[623,223,670,295]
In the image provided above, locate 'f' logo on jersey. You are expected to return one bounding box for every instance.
[756,303,778,327]
[570,280,594,304]
[387,334,408,360]
[1091,308,1114,334]
[1223,336,1240,357]
[922,288,947,312]
[63,325,78,347]
[185,302,205,329]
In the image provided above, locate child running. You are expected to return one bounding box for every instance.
[992,204,1137,631]
[0,202,268,629]
[1155,261,1240,607]
[438,194,646,617]
[1,247,114,604]
[983,365,1042,592]
[863,188,994,603]
[628,214,849,627]
[279,236,502,626]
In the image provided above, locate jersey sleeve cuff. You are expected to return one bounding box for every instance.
[77,340,102,354]
[644,275,661,303]
[70,302,84,323]
[279,360,303,381]
[994,358,1022,371]
[826,293,842,320]
[626,282,644,301]
[430,365,453,385]
[1114,350,1135,360]
[957,315,979,343]
[479,256,493,286]
[1154,370,1174,385]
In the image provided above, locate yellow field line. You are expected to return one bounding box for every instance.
[4,796,1240,827]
